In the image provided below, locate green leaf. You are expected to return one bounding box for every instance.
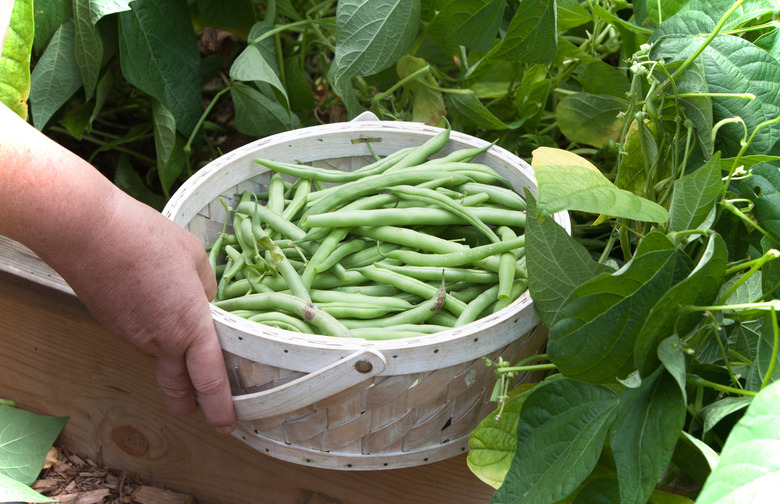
[524,191,612,327]
[548,231,691,383]
[490,379,619,504]
[740,164,780,244]
[672,431,720,486]
[446,91,523,130]
[634,233,728,376]
[230,81,299,138]
[118,0,201,136]
[29,19,83,130]
[696,380,780,504]
[698,397,752,434]
[485,0,557,64]
[756,311,780,386]
[427,0,505,53]
[32,0,72,54]
[573,478,621,504]
[73,0,103,100]
[556,93,628,148]
[196,0,255,28]
[283,56,315,114]
[651,14,780,156]
[0,472,54,502]
[669,153,723,232]
[230,44,289,108]
[610,368,687,504]
[665,57,714,156]
[531,147,670,223]
[0,0,34,118]
[0,405,68,486]
[557,0,591,30]
[397,55,445,126]
[152,99,176,166]
[658,335,688,401]
[328,0,421,84]
[467,381,549,489]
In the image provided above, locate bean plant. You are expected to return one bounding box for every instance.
[2,0,780,502]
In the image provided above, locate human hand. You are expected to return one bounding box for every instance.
[57,190,237,433]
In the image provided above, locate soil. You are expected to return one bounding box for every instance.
[33,445,196,504]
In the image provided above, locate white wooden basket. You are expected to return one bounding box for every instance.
[162,112,570,470]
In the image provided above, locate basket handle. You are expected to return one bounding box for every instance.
[233,348,387,420]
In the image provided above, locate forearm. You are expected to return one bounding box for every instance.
[0,102,118,270]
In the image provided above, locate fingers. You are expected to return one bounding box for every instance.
[185,330,237,434]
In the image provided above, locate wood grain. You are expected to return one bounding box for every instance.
[0,270,495,504]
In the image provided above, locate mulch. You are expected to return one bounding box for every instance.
[32,445,196,504]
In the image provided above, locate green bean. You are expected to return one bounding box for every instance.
[208,233,225,275]
[302,169,475,218]
[338,242,400,269]
[387,184,500,243]
[386,236,525,267]
[247,311,316,333]
[357,264,467,316]
[425,141,494,165]
[351,323,450,336]
[281,179,310,221]
[374,262,498,284]
[309,289,413,310]
[455,284,501,327]
[455,182,527,210]
[493,279,529,312]
[251,219,311,302]
[382,123,451,171]
[214,292,353,337]
[235,201,308,241]
[267,172,286,215]
[314,239,366,273]
[301,227,351,288]
[339,280,447,329]
[304,205,524,228]
[497,226,518,300]
[449,283,493,303]
[316,303,406,319]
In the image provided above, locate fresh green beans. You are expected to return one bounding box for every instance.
[206,131,531,339]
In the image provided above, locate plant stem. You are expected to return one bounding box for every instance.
[0,398,18,407]
[184,85,231,175]
[497,363,558,375]
[687,375,757,397]
[760,307,778,390]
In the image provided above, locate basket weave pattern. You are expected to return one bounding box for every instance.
[223,325,546,467]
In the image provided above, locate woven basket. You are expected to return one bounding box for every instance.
[162,112,570,470]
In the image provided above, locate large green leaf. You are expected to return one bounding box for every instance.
[484,0,557,64]
[634,233,728,375]
[230,44,288,108]
[118,0,201,136]
[467,381,552,489]
[548,231,692,383]
[696,380,780,504]
[32,0,72,53]
[0,0,34,118]
[0,405,68,486]
[531,147,670,223]
[328,0,420,84]
[73,0,102,100]
[230,81,299,137]
[196,0,255,28]
[490,379,619,504]
[0,472,54,503]
[446,91,523,130]
[524,191,612,327]
[610,368,687,504]
[29,19,83,130]
[427,0,505,53]
[651,12,780,156]
[669,153,723,233]
[740,164,780,244]
[556,93,628,148]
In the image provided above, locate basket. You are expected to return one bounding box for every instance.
[162,112,571,470]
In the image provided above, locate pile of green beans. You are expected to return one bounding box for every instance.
[208,126,528,340]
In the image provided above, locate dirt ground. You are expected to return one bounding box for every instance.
[33,445,196,504]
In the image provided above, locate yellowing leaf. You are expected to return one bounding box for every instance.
[0,0,34,118]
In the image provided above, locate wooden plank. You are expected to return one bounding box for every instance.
[0,270,494,504]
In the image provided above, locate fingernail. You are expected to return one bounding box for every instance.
[217,425,235,435]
